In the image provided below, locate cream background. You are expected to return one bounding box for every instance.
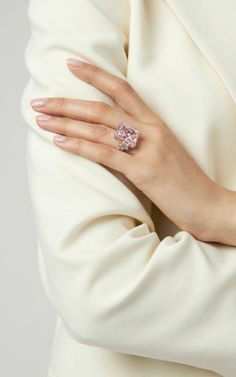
[0,2,55,376]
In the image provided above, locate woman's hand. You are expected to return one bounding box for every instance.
[30,58,236,245]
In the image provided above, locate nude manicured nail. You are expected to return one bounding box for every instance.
[54,135,66,143]
[36,114,52,122]
[31,98,47,108]
[67,58,83,68]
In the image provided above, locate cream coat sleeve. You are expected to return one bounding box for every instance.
[20,1,236,376]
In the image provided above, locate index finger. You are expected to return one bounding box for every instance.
[66,58,157,124]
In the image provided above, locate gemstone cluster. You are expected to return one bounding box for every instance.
[113,123,139,151]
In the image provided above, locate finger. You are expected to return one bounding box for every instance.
[31,96,146,134]
[66,58,158,124]
[36,114,119,149]
[52,134,133,175]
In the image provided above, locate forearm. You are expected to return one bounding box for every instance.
[198,186,236,246]
[142,165,236,246]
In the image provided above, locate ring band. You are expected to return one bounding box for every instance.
[113,122,140,152]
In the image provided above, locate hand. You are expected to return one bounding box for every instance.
[30,58,236,244]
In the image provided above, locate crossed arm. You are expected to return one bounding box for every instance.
[21,0,236,376]
[30,57,236,246]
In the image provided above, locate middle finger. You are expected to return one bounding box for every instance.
[36,114,119,148]
[31,97,150,136]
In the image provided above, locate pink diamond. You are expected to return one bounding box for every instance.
[114,123,139,148]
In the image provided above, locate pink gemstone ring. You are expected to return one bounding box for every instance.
[113,122,140,152]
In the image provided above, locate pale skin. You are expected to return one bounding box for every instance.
[30,58,236,246]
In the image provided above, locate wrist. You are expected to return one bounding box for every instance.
[196,186,236,245]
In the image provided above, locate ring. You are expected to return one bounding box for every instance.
[113,122,140,152]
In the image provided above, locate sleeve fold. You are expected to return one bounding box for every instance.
[21,1,236,376]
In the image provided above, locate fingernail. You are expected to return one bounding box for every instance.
[54,135,66,143]
[31,98,47,108]
[36,114,52,122]
[67,58,83,68]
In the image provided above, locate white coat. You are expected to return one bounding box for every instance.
[21,1,236,376]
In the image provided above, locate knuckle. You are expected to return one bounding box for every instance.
[71,137,81,152]
[116,78,131,94]
[100,144,114,162]
[94,101,110,112]
[113,79,133,102]
[93,101,111,116]
[91,124,109,140]
[62,119,71,134]
[89,64,100,75]
[152,125,168,145]
[85,64,100,82]
[66,138,79,155]
[53,97,66,110]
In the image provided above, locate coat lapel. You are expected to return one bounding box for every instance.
[165,0,236,104]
